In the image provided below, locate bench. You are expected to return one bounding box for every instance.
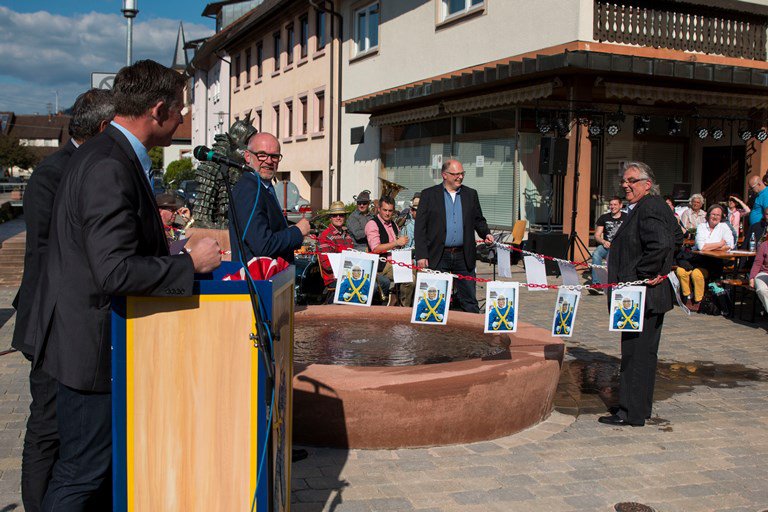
[720,278,762,322]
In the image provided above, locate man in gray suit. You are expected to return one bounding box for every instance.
[599,161,682,427]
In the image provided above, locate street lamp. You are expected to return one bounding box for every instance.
[122,0,139,66]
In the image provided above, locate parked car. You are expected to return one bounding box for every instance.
[176,180,198,209]
[274,181,312,224]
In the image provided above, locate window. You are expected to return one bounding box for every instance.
[354,2,379,55]
[254,109,262,132]
[256,42,263,78]
[315,10,326,50]
[441,0,484,20]
[300,96,308,134]
[286,23,295,65]
[244,48,251,83]
[273,31,281,70]
[273,105,280,138]
[300,15,309,58]
[233,54,241,88]
[316,91,325,132]
[286,100,293,137]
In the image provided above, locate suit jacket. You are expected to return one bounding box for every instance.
[414,183,490,271]
[229,172,303,263]
[608,194,682,315]
[26,124,194,392]
[12,141,76,355]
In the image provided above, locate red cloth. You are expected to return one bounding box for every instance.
[317,225,354,285]
[223,256,289,281]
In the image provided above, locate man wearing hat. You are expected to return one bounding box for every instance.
[347,190,373,251]
[401,194,419,250]
[317,201,354,286]
[156,192,191,242]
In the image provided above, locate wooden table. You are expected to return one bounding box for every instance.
[693,249,756,260]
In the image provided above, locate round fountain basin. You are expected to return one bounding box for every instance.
[293,305,564,449]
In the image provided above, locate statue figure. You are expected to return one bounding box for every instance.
[192,114,258,228]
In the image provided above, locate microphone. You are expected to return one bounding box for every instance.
[193,145,251,172]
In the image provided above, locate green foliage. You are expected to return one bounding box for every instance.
[163,158,195,188]
[148,146,164,170]
[0,134,38,171]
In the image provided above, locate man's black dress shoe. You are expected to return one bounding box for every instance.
[598,414,644,427]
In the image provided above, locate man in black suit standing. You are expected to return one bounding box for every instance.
[229,132,310,264]
[11,88,114,512]
[414,159,494,313]
[27,60,222,511]
[599,161,681,427]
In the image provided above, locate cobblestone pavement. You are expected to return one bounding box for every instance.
[1,256,767,511]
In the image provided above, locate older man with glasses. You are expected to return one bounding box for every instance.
[748,174,768,226]
[230,132,311,263]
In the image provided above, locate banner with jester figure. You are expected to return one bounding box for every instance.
[484,282,519,334]
[334,251,379,307]
[411,273,452,325]
[609,286,646,332]
[551,289,580,338]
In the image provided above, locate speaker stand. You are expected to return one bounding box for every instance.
[565,121,593,265]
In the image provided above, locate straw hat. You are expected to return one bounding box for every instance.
[327,200,347,216]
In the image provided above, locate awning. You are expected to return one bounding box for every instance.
[605,82,768,109]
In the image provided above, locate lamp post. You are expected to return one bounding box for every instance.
[121,0,139,66]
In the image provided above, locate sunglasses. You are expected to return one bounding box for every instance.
[330,213,346,218]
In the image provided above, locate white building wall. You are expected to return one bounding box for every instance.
[190,55,231,152]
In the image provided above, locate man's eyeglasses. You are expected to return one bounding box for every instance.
[444,171,465,177]
[247,150,283,162]
[619,177,648,185]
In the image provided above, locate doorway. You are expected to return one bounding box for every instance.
[302,170,323,212]
[701,146,745,204]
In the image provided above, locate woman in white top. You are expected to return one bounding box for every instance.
[675,204,734,310]
[680,193,706,231]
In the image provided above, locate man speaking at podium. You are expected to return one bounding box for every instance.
[26,60,222,511]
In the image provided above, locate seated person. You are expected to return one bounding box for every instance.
[488,294,514,331]
[613,296,640,330]
[156,192,192,242]
[317,201,354,286]
[680,193,706,231]
[415,287,445,323]
[675,204,735,311]
[749,237,768,314]
[591,197,626,293]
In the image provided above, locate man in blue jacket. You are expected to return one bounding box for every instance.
[230,132,310,263]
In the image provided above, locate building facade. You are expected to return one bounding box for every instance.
[339,0,768,246]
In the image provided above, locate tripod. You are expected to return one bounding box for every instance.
[565,121,593,265]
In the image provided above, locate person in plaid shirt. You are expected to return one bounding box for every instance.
[318,201,354,285]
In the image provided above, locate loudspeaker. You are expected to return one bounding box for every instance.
[539,137,569,175]
[527,232,569,276]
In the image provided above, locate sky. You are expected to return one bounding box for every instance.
[0,1,215,114]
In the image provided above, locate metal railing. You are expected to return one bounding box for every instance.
[594,0,768,61]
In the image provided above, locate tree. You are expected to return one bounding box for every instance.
[149,146,164,170]
[0,134,38,173]
[163,158,194,189]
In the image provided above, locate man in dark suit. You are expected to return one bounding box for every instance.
[229,132,310,264]
[11,88,114,512]
[414,159,493,313]
[26,60,222,510]
[599,161,682,427]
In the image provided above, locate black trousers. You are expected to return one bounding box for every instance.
[618,312,665,424]
[436,249,479,314]
[22,355,59,512]
[41,384,112,512]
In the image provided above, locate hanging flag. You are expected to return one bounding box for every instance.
[411,272,452,325]
[334,251,379,307]
[524,255,548,291]
[609,286,646,332]
[551,289,581,337]
[391,249,414,283]
[497,247,512,278]
[484,281,519,333]
[557,261,580,287]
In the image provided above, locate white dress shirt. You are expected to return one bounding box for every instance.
[694,222,735,251]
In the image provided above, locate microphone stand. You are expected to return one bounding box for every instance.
[218,162,275,390]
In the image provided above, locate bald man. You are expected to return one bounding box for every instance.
[748,174,768,226]
[230,132,311,263]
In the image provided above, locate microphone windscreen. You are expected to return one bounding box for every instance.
[193,145,212,162]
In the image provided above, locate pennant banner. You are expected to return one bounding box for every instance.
[557,262,580,287]
[524,255,548,291]
[391,249,414,283]
[497,248,512,278]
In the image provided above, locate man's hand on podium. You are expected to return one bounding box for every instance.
[187,237,222,273]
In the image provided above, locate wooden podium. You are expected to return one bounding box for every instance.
[111,264,294,512]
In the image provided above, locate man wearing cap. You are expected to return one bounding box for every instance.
[317,201,354,286]
[156,193,192,242]
[347,190,373,251]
